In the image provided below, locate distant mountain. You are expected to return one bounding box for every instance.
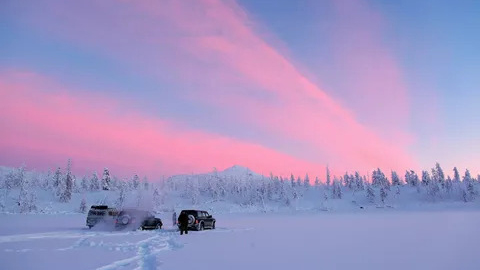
[167,165,263,182]
[215,165,262,178]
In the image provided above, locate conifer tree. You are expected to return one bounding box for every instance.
[366,183,375,203]
[59,159,73,202]
[81,176,89,191]
[445,176,453,194]
[53,167,62,190]
[421,170,431,186]
[79,198,87,213]
[132,174,140,189]
[304,174,310,189]
[90,172,100,191]
[463,169,476,201]
[453,167,461,183]
[153,187,161,207]
[331,179,342,199]
[101,168,111,190]
[115,182,126,209]
[380,186,388,205]
[391,171,401,186]
[326,166,331,188]
[355,172,364,191]
[433,163,445,189]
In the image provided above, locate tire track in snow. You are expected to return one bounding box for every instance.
[0,230,135,244]
[96,231,183,270]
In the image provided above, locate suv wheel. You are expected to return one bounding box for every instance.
[199,222,204,231]
[212,221,215,229]
[156,223,162,230]
[120,216,130,225]
[188,215,195,226]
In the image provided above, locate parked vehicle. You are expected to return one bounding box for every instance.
[178,210,216,231]
[115,209,162,230]
[86,205,119,228]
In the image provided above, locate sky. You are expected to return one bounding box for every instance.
[1,0,479,179]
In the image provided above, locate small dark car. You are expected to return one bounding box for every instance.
[86,205,119,228]
[115,209,162,230]
[178,210,216,231]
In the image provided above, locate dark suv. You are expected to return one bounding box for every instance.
[178,210,216,231]
[115,209,162,230]
[86,205,119,228]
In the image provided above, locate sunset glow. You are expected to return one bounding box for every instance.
[1,0,479,178]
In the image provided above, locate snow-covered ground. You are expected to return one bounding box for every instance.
[2,209,480,270]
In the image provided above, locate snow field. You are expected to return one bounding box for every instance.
[2,210,480,270]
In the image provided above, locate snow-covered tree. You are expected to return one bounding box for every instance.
[153,187,162,208]
[453,167,461,183]
[463,169,476,201]
[405,170,419,187]
[331,179,342,199]
[366,183,375,203]
[132,174,140,189]
[17,166,36,213]
[342,172,350,189]
[380,186,388,205]
[314,176,320,188]
[79,198,87,213]
[391,171,401,186]
[354,172,364,191]
[445,176,453,194]
[3,170,15,195]
[53,167,62,190]
[115,182,126,209]
[432,163,445,189]
[427,178,440,201]
[80,175,89,191]
[142,176,149,190]
[59,159,73,202]
[372,168,389,189]
[101,168,111,190]
[304,174,310,189]
[421,170,431,186]
[185,178,200,205]
[90,172,100,191]
[326,166,331,188]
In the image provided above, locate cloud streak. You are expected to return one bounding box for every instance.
[0,71,328,177]
[3,0,417,175]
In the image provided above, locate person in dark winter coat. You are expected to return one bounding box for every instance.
[178,212,189,235]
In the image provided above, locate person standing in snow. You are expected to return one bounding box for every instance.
[178,211,189,235]
[172,211,177,226]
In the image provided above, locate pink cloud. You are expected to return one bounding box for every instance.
[0,71,325,178]
[326,0,413,141]
[6,0,418,175]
